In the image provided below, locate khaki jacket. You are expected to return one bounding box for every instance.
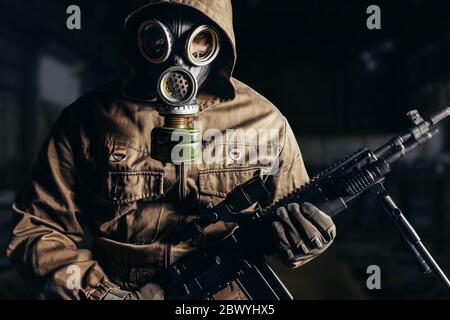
[7,0,309,299]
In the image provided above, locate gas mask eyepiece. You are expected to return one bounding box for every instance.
[185,25,221,66]
[138,20,220,66]
[138,20,173,64]
[138,19,221,164]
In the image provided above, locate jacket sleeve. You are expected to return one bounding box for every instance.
[264,118,309,205]
[7,108,117,300]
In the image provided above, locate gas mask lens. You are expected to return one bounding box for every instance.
[138,20,172,64]
[186,26,220,66]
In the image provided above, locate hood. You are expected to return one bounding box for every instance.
[122,0,237,103]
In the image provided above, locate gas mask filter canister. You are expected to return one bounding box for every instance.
[137,19,220,163]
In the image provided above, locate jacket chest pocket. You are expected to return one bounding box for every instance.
[102,171,164,205]
[197,166,263,207]
[85,139,173,244]
[195,166,264,243]
[89,140,166,210]
[93,170,165,220]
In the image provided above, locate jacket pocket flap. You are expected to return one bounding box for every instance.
[198,166,262,198]
[103,171,164,204]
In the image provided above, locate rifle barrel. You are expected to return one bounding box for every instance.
[430,106,450,125]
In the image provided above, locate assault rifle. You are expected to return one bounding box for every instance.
[165,107,450,300]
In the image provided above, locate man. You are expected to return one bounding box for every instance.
[7,0,336,300]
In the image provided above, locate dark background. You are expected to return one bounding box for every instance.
[0,0,449,299]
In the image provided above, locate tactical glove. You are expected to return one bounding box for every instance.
[271,202,336,268]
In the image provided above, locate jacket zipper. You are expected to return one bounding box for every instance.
[165,214,182,268]
[165,240,172,269]
[164,163,187,269]
[167,162,187,268]
[178,162,188,200]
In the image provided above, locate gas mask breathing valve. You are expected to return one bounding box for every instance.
[151,67,202,164]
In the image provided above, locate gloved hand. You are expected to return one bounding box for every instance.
[124,283,165,300]
[271,202,336,269]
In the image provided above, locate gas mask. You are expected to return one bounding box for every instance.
[135,10,221,163]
